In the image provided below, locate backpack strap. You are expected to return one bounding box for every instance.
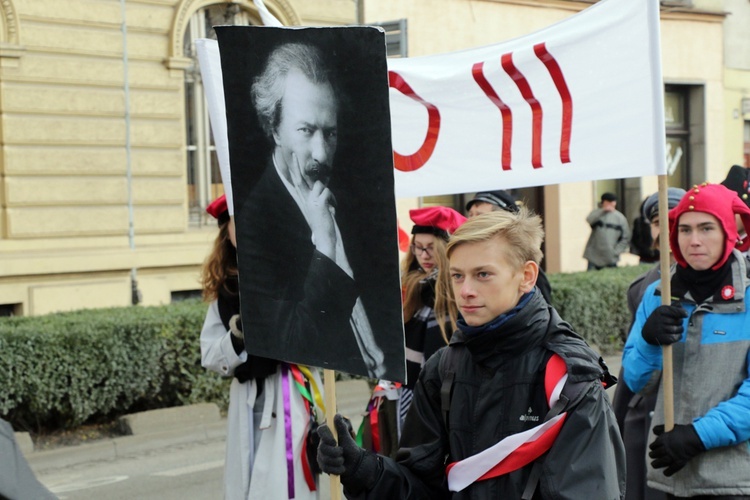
[439,345,459,432]
[521,353,596,499]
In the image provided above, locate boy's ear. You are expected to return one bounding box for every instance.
[519,261,539,294]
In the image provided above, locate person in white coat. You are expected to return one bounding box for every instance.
[200,194,324,500]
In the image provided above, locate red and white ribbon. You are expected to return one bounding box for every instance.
[446,354,568,492]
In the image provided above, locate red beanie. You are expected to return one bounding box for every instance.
[409,206,467,237]
[668,183,750,270]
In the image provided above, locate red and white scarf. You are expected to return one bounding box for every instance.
[445,354,568,492]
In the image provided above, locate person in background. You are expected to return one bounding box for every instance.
[200,194,323,500]
[0,417,56,500]
[631,196,660,264]
[466,190,553,303]
[721,164,750,252]
[584,192,631,270]
[359,206,465,458]
[318,209,625,499]
[612,187,685,500]
[623,183,750,499]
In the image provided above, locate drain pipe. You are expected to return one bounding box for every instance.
[120,0,141,305]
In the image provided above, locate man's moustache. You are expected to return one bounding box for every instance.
[307,163,332,182]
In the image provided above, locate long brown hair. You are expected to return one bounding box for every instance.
[201,219,238,302]
[401,234,458,344]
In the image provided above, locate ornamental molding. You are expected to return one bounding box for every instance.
[1,0,20,45]
[166,0,301,68]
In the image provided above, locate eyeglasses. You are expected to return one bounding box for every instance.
[410,244,433,257]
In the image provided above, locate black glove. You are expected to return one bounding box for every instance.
[307,421,322,475]
[649,424,705,476]
[642,305,687,346]
[317,414,380,493]
[233,361,254,384]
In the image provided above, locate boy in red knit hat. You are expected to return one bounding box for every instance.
[623,183,750,498]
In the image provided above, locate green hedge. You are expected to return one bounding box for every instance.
[0,299,229,432]
[0,264,654,432]
[548,264,652,353]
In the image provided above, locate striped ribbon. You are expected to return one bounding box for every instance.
[281,364,295,499]
[446,354,568,492]
[355,381,402,452]
[289,364,319,492]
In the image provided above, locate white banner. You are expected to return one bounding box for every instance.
[388,0,666,197]
[195,39,233,215]
[198,0,666,200]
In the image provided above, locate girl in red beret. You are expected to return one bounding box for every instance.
[359,206,465,457]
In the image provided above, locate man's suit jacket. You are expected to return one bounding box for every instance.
[236,160,372,376]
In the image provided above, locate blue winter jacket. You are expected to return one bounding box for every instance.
[622,250,750,496]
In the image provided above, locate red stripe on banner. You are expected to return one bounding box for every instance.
[389,71,441,172]
[471,62,513,171]
[501,52,543,169]
[534,43,572,164]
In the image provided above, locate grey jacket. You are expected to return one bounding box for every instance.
[583,208,631,267]
[0,418,57,500]
[623,252,750,496]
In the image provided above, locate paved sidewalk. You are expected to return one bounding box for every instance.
[25,352,623,475]
[25,379,373,475]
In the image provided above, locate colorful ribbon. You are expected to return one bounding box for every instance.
[289,365,317,492]
[280,364,324,496]
[281,364,295,499]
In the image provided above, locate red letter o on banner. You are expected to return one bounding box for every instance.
[389,71,441,172]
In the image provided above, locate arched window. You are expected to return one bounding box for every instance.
[183,4,256,226]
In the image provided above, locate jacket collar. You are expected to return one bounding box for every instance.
[658,250,748,311]
[450,290,549,367]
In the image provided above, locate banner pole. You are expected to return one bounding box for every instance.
[324,369,342,499]
[658,175,674,431]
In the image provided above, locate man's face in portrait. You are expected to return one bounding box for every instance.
[273,68,338,189]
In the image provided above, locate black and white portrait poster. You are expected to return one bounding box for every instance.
[217,26,405,381]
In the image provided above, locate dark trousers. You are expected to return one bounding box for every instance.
[587,261,617,271]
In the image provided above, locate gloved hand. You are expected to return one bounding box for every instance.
[642,305,687,346]
[317,414,380,493]
[233,361,253,384]
[649,424,705,476]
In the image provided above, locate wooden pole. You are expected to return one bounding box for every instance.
[324,368,342,499]
[657,175,674,431]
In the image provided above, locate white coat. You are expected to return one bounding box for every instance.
[201,301,322,500]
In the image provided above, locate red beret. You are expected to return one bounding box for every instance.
[409,206,467,236]
[206,194,228,220]
[668,183,750,270]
